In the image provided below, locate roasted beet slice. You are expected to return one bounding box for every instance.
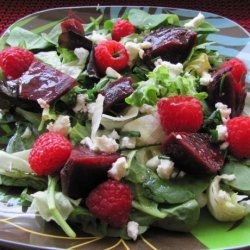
[100,77,134,112]
[60,146,121,199]
[59,31,92,51]
[206,66,246,117]
[143,28,197,64]
[0,60,77,108]
[162,132,225,174]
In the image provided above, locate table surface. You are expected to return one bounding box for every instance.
[0,0,250,34]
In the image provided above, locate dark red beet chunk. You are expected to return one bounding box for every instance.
[162,132,225,174]
[143,28,197,64]
[60,146,121,199]
[100,77,134,112]
[206,66,246,117]
[0,60,77,109]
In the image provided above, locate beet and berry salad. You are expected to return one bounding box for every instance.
[0,9,250,240]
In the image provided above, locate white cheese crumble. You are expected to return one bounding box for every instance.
[215,102,231,124]
[184,12,205,29]
[73,94,88,113]
[139,104,157,114]
[125,41,152,66]
[105,67,122,79]
[21,127,32,139]
[37,98,50,109]
[81,135,119,154]
[176,134,182,140]
[220,141,229,150]
[108,130,120,140]
[156,158,175,180]
[200,72,213,86]
[47,115,71,136]
[216,124,228,141]
[146,156,160,170]
[127,221,139,241]
[171,170,186,179]
[87,30,111,44]
[108,157,128,181]
[74,47,89,66]
[120,137,136,149]
[154,58,183,77]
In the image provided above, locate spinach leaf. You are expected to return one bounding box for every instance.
[6,27,51,50]
[221,158,250,194]
[154,199,200,232]
[126,161,211,204]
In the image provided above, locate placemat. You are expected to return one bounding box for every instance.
[0,0,250,34]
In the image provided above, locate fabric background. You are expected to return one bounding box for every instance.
[0,0,250,34]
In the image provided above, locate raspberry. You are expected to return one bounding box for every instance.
[217,58,247,94]
[226,116,250,159]
[61,18,84,36]
[94,40,129,74]
[86,179,132,228]
[157,96,203,134]
[29,132,72,175]
[112,19,135,41]
[0,47,34,79]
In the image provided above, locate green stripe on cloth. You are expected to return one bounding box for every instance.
[191,209,250,249]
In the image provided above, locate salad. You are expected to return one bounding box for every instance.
[0,7,250,242]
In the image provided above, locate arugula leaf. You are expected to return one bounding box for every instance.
[84,15,103,33]
[194,21,219,34]
[69,122,91,145]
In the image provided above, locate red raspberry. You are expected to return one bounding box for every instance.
[29,132,72,175]
[112,19,135,41]
[94,40,129,74]
[61,18,84,36]
[86,179,132,228]
[157,96,203,134]
[226,116,250,159]
[217,58,247,94]
[0,47,34,79]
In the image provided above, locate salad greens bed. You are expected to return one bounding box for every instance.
[0,8,250,241]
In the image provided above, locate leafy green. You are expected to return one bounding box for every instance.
[57,47,77,63]
[126,66,206,107]
[221,158,250,194]
[69,122,91,145]
[6,123,38,153]
[41,23,62,46]
[15,107,41,128]
[84,15,103,33]
[0,186,23,206]
[128,9,179,30]
[69,206,148,239]
[154,199,200,232]
[126,160,211,204]
[194,21,219,34]
[6,27,51,50]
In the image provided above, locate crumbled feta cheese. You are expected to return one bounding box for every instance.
[221,174,236,181]
[200,72,213,86]
[139,104,157,114]
[125,41,152,65]
[108,130,120,140]
[176,134,182,140]
[157,158,175,180]
[215,102,231,124]
[220,141,229,150]
[127,221,139,241]
[47,115,71,136]
[87,30,111,44]
[108,157,128,180]
[74,47,89,66]
[154,58,183,77]
[105,67,122,79]
[21,127,32,139]
[216,124,228,141]
[171,170,186,178]
[184,12,205,29]
[146,156,160,170]
[120,137,136,149]
[73,94,88,113]
[37,98,50,109]
[81,135,119,153]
